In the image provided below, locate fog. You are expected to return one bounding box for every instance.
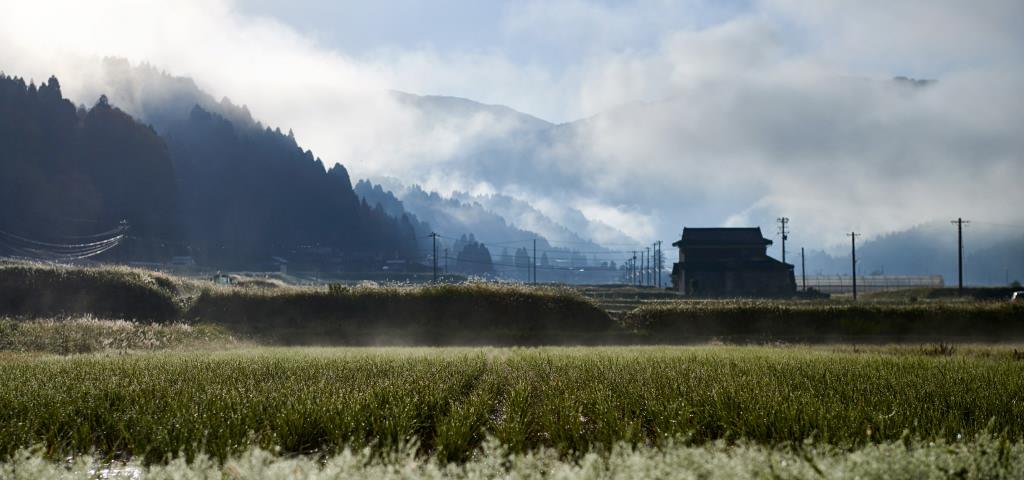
[1,0,1022,256]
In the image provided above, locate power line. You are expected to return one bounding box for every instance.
[433,233,647,249]
[0,229,122,250]
[436,255,619,272]
[967,220,1024,229]
[0,222,129,261]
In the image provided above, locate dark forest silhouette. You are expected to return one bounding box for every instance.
[0,76,180,260]
[0,74,419,268]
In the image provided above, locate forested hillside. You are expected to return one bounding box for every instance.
[803,221,1024,285]
[0,72,420,268]
[163,105,419,268]
[0,74,181,260]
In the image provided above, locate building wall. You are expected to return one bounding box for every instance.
[676,246,796,297]
[682,267,795,297]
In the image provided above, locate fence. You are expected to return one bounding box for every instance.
[802,275,944,294]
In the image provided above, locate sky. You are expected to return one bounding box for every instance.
[1,0,1022,255]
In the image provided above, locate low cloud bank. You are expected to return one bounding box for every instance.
[1,0,1021,255]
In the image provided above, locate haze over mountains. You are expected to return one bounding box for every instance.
[1,57,1022,284]
[0,59,636,275]
[73,59,640,261]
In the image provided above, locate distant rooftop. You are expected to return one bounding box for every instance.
[672,227,773,247]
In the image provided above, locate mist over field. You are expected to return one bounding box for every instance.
[2,0,1022,272]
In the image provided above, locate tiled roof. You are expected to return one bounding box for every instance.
[672,227,773,247]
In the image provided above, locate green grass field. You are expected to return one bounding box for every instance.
[4,264,1024,478]
[2,347,1023,465]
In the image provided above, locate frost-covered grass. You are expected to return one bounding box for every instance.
[0,317,238,354]
[3,435,1023,479]
[2,346,1023,463]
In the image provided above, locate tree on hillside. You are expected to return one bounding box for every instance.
[0,74,182,261]
[455,240,493,275]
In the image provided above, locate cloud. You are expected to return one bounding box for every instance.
[1,0,1021,256]
[0,0,564,189]
[765,0,1024,75]
[569,16,1024,249]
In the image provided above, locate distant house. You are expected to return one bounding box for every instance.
[671,227,795,297]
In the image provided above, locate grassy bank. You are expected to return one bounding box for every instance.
[2,347,1022,463]
[0,261,189,322]
[188,283,613,344]
[4,435,1023,479]
[0,262,611,344]
[865,286,1021,301]
[0,317,237,354]
[623,300,1024,342]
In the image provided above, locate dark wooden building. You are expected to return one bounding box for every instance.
[671,227,795,297]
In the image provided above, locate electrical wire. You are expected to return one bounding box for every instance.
[434,233,644,255]
[435,255,623,272]
[971,221,1024,230]
[0,223,128,261]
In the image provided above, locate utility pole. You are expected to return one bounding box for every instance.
[653,242,658,288]
[951,218,969,295]
[626,252,634,286]
[651,243,657,286]
[777,217,789,264]
[645,247,650,286]
[644,247,650,286]
[659,240,664,288]
[655,241,662,288]
[429,232,439,282]
[847,232,860,300]
[532,239,537,285]
[646,248,651,286]
[800,247,806,292]
[639,249,645,286]
[444,248,448,275]
[640,249,644,286]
